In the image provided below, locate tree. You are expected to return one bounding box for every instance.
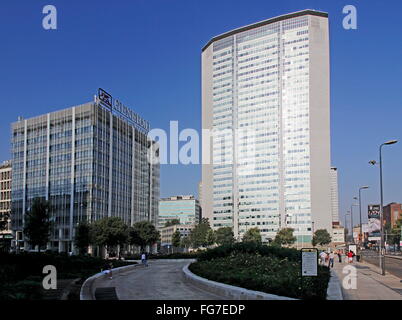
[205,229,216,246]
[388,218,402,249]
[312,229,332,246]
[190,218,211,248]
[129,221,160,251]
[172,230,181,249]
[215,227,235,246]
[273,228,296,246]
[0,212,9,232]
[180,236,191,251]
[243,227,262,244]
[74,221,91,255]
[23,198,51,252]
[90,217,129,256]
[164,219,180,227]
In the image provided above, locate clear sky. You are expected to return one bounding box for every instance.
[1,0,401,228]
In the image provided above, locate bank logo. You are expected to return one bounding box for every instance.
[98,88,113,109]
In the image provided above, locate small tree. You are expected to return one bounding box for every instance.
[74,221,91,255]
[312,229,332,247]
[190,218,211,248]
[90,217,129,257]
[180,236,191,251]
[172,230,181,250]
[205,229,216,246]
[243,227,262,244]
[129,221,160,252]
[164,219,180,227]
[215,227,235,246]
[273,228,296,246]
[0,212,9,232]
[23,198,51,252]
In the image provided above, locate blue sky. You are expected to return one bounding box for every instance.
[1,0,401,228]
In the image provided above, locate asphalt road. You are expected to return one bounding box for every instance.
[92,259,227,300]
[361,252,402,279]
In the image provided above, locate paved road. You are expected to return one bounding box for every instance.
[93,260,227,300]
[361,252,402,279]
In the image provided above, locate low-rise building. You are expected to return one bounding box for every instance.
[160,224,194,248]
[383,203,402,228]
[158,195,200,229]
[0,160,12,251]
[332,225,345,244]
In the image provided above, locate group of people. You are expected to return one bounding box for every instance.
[101,252,149,280]
[319,249,356,267]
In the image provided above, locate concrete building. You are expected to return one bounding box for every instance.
[11,89,160,253]
[160,224,194,249]
[158,195,200,229]
[330,167,339,223]
[332,225,345,244]
[201,10,332,244]
[0,160,12,250]
[383,203,402,228]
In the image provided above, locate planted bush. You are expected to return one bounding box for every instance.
[190,244,330,300]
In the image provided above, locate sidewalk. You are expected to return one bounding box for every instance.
[331,258,402,300]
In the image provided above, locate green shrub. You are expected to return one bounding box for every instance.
[190,247,330,300]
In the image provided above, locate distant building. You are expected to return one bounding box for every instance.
[11,91,160,253]
[330,167,339,223]
[198,181,203,218]
[158,195,200,229]
[383,203,402,228]
[160,224,195,248]
[332,225,345,244]
[0,160,12,250]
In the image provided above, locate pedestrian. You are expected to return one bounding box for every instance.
[347,250,353,263]
[319,251,327,265]
[337,250,342,263]
[109,262,113,279]
[141,252,148,267]
[329,251,335,268]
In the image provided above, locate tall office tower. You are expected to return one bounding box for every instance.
[0,160,12,248]
[330,167,339,224]
[158,195,201,229]
[11,90,160,253]
[202,10,332,244]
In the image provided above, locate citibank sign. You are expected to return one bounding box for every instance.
[97,88,150,132]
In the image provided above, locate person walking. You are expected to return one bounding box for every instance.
[328,252,335,268]
[337,250,342,263]
[319,251,327,265]
[108,262,113,279]
[347,250,354,263]
[141,252,148,267]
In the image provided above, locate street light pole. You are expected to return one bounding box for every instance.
[358,186,369,248]
[370,140,398,276]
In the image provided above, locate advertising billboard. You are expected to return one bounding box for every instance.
[368,204,381,241]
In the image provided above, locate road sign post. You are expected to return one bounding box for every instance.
[300,248,318,297]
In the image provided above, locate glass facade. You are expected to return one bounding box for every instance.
[11,101,159,252]
[158,196,200,229]
[203,11,331,243]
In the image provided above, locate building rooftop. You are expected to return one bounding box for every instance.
[202,9,328,52]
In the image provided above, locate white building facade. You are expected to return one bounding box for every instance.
[202,10,332,244]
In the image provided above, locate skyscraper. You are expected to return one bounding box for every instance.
[11,90,160,252]
[202,10,332,244]
[330,167,339,224]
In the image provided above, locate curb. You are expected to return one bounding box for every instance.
[80,263,140,300]
[182,262,296,300]
[327,268,344,300]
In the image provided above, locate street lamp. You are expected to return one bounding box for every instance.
[345,212,350,243]
[369,139,398,276]
[351,201,359,244]
[358,186,369,248]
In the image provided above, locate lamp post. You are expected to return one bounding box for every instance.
[358,186,369,248]
[345,212,351,243]
[351,200,359,244]
[370,139,398,276]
